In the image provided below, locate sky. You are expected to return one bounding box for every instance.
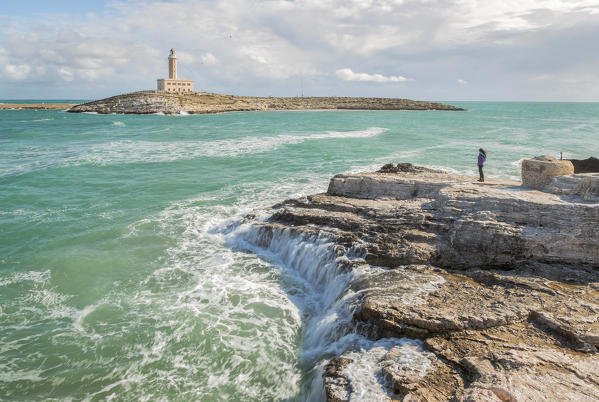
[1,0,599,101]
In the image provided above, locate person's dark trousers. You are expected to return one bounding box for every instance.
[478,165,484,182]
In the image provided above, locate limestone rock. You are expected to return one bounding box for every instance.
[326,171,463,200]
[252,165,599,401]
[381,346,462,401]
[280,174,599,267]
[544,173,599,201]
[521,155,574,190]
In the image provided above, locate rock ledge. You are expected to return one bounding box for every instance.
[250,165,599,401]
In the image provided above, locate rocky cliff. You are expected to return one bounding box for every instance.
[243,164,599,401]
[67,91,464,114]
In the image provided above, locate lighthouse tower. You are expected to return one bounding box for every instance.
[157,48,194,93]
[168,48,177,79]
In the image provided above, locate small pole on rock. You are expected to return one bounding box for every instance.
[560,151,563,160]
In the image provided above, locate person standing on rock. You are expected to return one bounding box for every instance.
[478,148,487,182]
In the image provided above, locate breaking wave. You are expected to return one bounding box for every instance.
[0,127,387,177]
[72,127,387,166]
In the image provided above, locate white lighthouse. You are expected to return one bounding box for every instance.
[157,49,194,93]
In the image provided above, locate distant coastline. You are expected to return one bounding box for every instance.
[0,102,77,110]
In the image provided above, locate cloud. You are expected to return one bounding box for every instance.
[200,52,219,66]
[0,0,598,100]
[335,68,413,83]
[3,63,31,81]
[58,67,74,82]
[457,79,468,85]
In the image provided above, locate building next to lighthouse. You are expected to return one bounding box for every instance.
[157,49,194,93]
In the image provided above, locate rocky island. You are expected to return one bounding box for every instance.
[240,156,599,401]
[67,49,463,115]
[66,91,464,115]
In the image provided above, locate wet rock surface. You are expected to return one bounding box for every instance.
[253,167,599,401]
[377,163,445,174]
[571,157,599,174]
[323,358,354,402]
[67,91,465,114]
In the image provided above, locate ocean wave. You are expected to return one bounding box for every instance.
[511,157,525,168]
[0,126,387,176]
[16,118,55,122]
[71,127,388,166]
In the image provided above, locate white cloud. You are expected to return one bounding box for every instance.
[58,67,74,81]
[457,79,468,85]
[335,68,412,83]
[247,52,268,65]
[200,52,219,66]
[3,63,31,81]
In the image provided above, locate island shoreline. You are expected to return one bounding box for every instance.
[66,91,465,115]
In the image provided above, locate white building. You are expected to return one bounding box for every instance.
[157,49,194,93]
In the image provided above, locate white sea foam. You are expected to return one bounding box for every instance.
[0,368,44,383]
[0,270,50,287]
[511,157,525,168]
[16,118,54,122]
[342,338,435,401]
[73,302,106,337]
[112,121,125,126]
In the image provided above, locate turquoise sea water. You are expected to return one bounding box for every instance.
[1,102,598,400]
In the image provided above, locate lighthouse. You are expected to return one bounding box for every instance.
[168,48,177,79]
[157,49,194,93]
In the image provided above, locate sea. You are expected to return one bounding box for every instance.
[1,101,598,400]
